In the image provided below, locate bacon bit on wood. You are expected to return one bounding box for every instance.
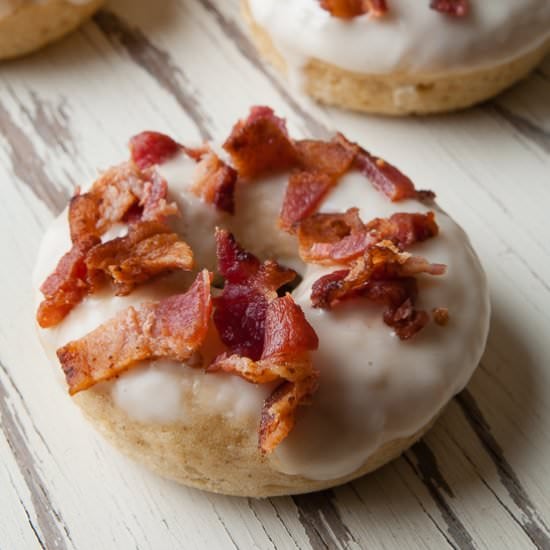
[57,270,212,395]
[222,106,298,179]
[210,294,319,453]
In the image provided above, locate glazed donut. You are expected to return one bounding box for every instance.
[243,0,550,115]
[0,0,103,60]
[34,107,490,497]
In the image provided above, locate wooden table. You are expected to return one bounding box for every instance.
[1,1,549,548]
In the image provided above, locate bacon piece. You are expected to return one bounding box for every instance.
[311,241,445,339]
[298,209,439,264]
[279,171,333,231]
[129,131,181,170]
[57,270,212,395]
[430,0,469,17]
[223,106,298,179]
[279,138,357,230]
[213,229,296,360]
[210,294,319,453]
[37,236,100,328]
[85,221,194,295]
[295,139,356,179]
[319,0,387,18]
[191,148,238,214]
[140,170,179,222]
[335,133,435,202]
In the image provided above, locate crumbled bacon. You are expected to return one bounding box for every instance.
[295,139,356,179]
[311,241,445,339]
[129,131,181,170]
[430,0,469,17]
[213,229,296,360]
[38,162,180,327]
[223,106,298,179]
[319,0,387,18]
[57,270,212,395]
[85,221,194,295]
[191,148,237,214]
[298,209,439,264]
[433,307,450,326]
[37,236,100,328]
[210,294,319,453]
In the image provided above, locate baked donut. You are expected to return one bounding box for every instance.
[243,0,550,115]
[0,0,103,60]
[34,107,490,497]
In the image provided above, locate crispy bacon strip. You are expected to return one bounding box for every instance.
[191,148,238,214]
[298,209,439,264]
[85,221,194,295]
[319,0,388,18]
[37,236,100,328]
[430,0,469,16]
[129,131,182,170]
[57,270,212,395]
[279,139,356,230]
[311,241,445,339]
[222,106,298,179]
[335,133,435,202]
[213,229,296,360]
[210,294,319,453]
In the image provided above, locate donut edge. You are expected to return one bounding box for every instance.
[242,0,550,115]
[72,387,439,497]
[0,0,104,60]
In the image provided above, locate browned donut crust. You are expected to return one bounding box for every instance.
[242,0,550,115]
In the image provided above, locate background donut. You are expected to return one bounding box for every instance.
[0,0,104,60]
[242,0,550,115]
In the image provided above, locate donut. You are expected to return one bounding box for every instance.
[0,0,103,60]
[34,107,490,497]
[243,0,550,115]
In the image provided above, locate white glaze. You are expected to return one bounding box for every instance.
[248,0,550,76]
[35,150,490,481]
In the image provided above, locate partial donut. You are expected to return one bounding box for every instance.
[0,0,104,60]
[242,0,550,115]
[34,107,490,496]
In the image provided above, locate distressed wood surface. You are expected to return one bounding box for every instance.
[1,1,550,548]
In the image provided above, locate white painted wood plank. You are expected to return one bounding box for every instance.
[0,0,549,548]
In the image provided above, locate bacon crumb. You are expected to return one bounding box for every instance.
[223,106,298,179]
[429,0,469,17]
[57,270,212,395]
[129,131,181,170]
[191,148,238,214]
[433,307,450,326]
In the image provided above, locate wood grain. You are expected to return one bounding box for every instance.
[1,0,549,548]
